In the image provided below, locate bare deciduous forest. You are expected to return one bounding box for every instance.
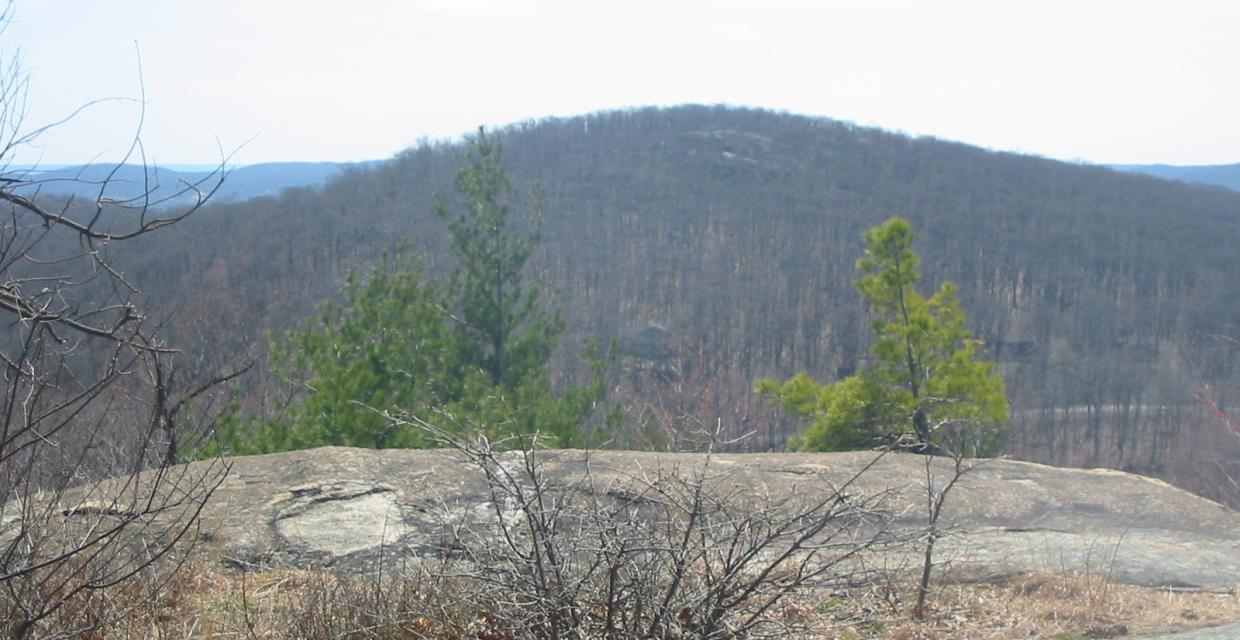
[99,105,1240,503]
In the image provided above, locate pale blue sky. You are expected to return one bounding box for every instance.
[4,0,1238,165]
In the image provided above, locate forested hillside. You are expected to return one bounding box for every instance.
[120,105,1240,500]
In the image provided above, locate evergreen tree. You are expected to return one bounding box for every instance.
[224,129,603,454]
[436,128,561,391]
[436,128,598,446]
[759,217,1008,454]
[247,249,449,451]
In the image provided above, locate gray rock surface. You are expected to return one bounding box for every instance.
[189,447,1240,591]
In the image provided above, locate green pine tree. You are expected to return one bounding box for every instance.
[222,129,605,455]
[758,217,1008,455]
[435,128,599,447]
[270,248,450,449]
[436,128,559,389]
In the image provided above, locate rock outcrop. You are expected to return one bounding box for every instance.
[190,447,1239,589]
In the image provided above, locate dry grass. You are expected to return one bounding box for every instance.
[99,564,469,639]
[817,572,1240,639]
[19,563,1240,639]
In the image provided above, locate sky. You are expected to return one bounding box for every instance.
[3,0,1238,166]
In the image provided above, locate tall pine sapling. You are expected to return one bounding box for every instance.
[435,128,599,446]
[758,216,1008,455]
[436,129,559,390]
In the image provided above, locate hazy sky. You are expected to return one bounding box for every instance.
[4,0,1238,166]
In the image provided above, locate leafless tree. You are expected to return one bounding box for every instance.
[1186,330,1240,508]
[614,336,784,452]
[909,413,998,619]
[0,10,239,636]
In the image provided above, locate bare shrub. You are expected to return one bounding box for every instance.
[384,412,897,639]
[613,335,784,452]
[909,418,1000,619]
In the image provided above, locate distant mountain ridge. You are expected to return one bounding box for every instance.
[18,158,1238,207]
[8,160,381,205]
[1109,163,1240,192]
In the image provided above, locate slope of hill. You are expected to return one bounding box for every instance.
[1110,163,1240,192]
[10,160,374,204]
[114,105,1240,500]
